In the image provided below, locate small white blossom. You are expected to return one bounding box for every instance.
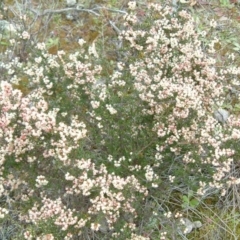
[128,1,136,10]
[35,175,48,188]
[78,38,86,46]
[91,101,100,109]
[106,104,117,114]
[21,31,30,39]
[0,207,8,218]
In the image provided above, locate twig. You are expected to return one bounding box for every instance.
[27,6,100,17]
[92,6,127,15]
[109,20,121,35]
[27,5,127,18]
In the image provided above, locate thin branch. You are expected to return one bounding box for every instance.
[26,5,127,18]
[92,6,127,15]
[27,6,100,17]
[109,20,121,35]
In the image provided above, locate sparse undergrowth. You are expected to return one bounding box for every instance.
[1,0,240,239]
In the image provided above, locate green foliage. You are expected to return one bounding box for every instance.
[46,37,59,49]
[1,0,240,239]
[219,0,233,7]
[181,191,200,210]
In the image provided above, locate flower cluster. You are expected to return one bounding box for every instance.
[1,1,240,239]
[116,2,239,197]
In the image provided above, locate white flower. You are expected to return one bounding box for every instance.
[65,172,75,181]
[91,222,101,231]
[128,1,136,10]
[88,42,99,58]
[9,39,16,45]
[35,57,42,64]
[106,104,117,114]
[91,101,100,109]
[35,175,48,188]
[36,42,46,50]
[78,38,86,46]
[0,207,8,218]
[21,31,30,39]
[210,19,217,28]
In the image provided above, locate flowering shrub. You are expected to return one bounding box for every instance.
[109,3,240,199]
[1,1,240,239]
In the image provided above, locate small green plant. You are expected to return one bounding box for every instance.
[0,40,10,46]
[181,191,200,210]
[219,0,233,7]
[46,37,59,49]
